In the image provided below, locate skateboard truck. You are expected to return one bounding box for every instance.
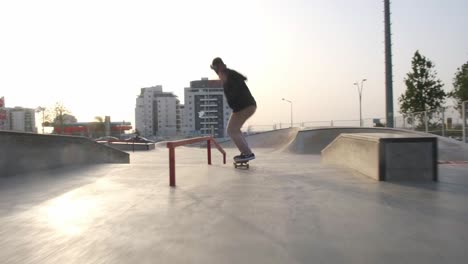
[233,161,249,169]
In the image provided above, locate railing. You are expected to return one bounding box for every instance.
[166,136,226,187]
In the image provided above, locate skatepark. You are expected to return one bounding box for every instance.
[1,127,468,263]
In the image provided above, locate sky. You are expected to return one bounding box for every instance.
[1,0,467,130]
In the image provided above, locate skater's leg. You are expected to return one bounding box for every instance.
[227,105,256,154]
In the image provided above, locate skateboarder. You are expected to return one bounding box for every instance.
[210,57,257,162]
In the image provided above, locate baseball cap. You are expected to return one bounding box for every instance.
[210,57,224,72]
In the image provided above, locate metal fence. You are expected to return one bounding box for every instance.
[391,101,468,143]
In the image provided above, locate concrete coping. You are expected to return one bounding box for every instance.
[338,133,437,142]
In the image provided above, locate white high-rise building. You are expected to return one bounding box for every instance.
[135,86,180,138]
[178,104,185,134]
[183,78,232,138]
[0,96,7,131]
[1,107,37,133]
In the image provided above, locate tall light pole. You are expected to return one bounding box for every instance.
[36,106,46,134]
[121,120,125,139]
[282,98,293,128]
[384,0,394,127]
[353,79,367,127]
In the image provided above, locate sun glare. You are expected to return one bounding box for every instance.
[43,191,98,236]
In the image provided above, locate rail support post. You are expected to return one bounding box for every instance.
[207,139,212,165]
[166,136,226,187]
[169,146,176,187]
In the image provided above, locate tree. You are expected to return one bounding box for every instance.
[51,103,71,134]
[398,51,446,126]
[61,114,77,124]
[92,116,106,138]
[449,60,468,107]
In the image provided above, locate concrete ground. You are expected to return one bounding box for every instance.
[1,131,468,264]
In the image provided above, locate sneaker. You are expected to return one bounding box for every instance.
[233,153,243,161]
[234,153,255,162]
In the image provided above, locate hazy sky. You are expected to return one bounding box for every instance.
[1,0,467,129]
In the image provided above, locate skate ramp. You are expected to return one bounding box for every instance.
[0,131,129,177]
[288,127,437,154]
[426,134,468,161]
[287,127,467,161]
[177,127,467,161]
[385,130,468,161]
[220,127,299,150]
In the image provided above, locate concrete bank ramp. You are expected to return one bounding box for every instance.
[286,127,468,160]
[286,127,422,154]
[432,135,468,161]
[0,131,129,177]
[220,127,299,150]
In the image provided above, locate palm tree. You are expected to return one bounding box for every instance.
[93,116,106,138]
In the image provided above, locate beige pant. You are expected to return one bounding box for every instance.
[227,105,257,154]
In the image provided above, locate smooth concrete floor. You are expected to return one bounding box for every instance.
[1,146,468,264]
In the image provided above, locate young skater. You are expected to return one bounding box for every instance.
[210,57,257,162]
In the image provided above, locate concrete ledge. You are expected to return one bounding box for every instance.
[98,142,155,151]
[321,133,438,181]
[0,131,129,177]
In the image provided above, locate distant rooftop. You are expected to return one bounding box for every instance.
[190,78,222,89]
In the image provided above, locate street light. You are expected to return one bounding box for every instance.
[282,98,293,128]
[353,79,367,127]
[121,120,125,139]
[36,106,46,134]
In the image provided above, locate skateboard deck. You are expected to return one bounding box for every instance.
[233,160,249,169]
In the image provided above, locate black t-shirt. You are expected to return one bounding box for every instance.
[223,69,257,112]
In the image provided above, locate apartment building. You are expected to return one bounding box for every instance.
[0,96,7,130]
[183,78,232,138]
[135,86,180,138]
[0,106,36,133]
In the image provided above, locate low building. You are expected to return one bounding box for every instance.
[52,121,132,138]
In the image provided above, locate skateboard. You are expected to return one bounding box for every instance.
[233,160,249,169]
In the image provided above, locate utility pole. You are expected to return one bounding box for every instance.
[36,106,46,134]
[384,0,394,127]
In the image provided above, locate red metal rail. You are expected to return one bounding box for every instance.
[166,136,226,187]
